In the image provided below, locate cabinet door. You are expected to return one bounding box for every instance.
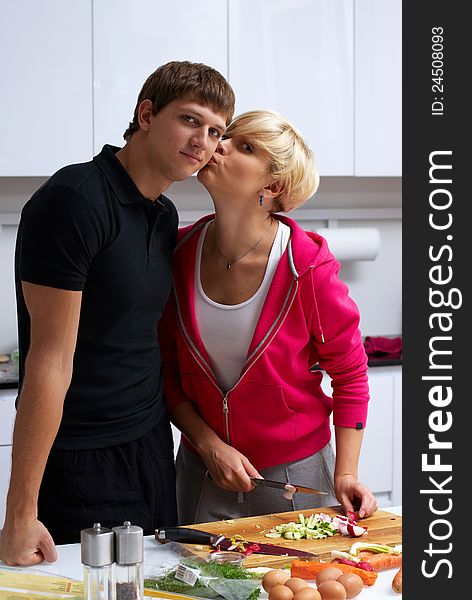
[0,445,12,526]
[0,390,17,446]
[323,369,395,503]
[355,0,402,175]
[93,0,228,151]
[228,0,354,176]
[358,373,394,500]
[0,1,93,176]
[0,390,16,527]
[391,371,402,505]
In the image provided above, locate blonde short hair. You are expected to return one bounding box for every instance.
[225,109,319,212]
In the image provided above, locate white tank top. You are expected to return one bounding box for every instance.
[195,220,291,392]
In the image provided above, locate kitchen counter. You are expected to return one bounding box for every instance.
[1,506,402,599]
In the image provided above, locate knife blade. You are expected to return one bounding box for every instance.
[155,527,318,557]
[250,477,328,495]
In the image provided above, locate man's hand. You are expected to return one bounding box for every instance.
[0,517,57,566]
[200,440,262,493]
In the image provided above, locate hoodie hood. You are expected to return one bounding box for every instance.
[176,213,336,276]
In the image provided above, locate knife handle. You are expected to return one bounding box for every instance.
[155,527,216,545]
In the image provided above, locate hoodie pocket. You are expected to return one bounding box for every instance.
[229,381,297,458]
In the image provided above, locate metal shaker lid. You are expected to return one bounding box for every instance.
[113,521,144,564]
[81,523,114,567]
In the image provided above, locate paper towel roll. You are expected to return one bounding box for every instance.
[314,227,380,261]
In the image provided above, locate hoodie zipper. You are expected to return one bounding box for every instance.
[222,394,229,441]
[174,278,299,446]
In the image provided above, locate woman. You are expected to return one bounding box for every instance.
[159,110,378,524]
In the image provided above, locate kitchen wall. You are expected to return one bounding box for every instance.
[0,175,401,355]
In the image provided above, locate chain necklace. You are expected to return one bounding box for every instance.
[214,218,273,270]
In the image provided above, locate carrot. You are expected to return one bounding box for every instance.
[290,560,378,586]
[357,551,402,572]
[392,566,402,593]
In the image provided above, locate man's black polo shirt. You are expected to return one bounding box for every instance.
[15,145,178,450]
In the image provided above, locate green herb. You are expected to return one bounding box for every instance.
[247,588,261,600]
[144,573,219,598]
[144,561,262,600]
[199,562,262,580]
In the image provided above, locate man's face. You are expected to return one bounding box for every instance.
[143,97,227,185]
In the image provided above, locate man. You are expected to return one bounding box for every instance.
[0,61,234,566]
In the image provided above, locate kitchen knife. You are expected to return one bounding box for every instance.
[250,477,329,495]
[155,527,318,557]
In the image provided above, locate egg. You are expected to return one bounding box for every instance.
[316,580,347,600]
[268,584,295,600]
[293,586,322,600]
[262,570,291,592]
[284,578,309,594]
[315,567,344,586]
[336,573,364,599]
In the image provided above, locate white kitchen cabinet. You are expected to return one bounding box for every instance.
[0,389,17,526]
[323,365,402,506]
[92,0,228,151]
[228,0,354,176]
[355,0,402,175]
[0,1,93,176]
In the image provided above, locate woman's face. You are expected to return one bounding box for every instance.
[197,134,270,200]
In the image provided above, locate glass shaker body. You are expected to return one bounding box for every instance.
[115,562,143,600]
[83,564,114,600]
[113,521,144,600]
[81,523,115,600]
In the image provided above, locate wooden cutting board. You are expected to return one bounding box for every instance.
[176,506,402,568]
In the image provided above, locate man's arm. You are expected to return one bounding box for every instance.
[0,282,82,566]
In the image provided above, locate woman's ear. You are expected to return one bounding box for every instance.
[137,99,153,131]
[264,180,285,199]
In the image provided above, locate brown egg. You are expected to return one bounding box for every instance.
[262,570,291,592]
[336,573,364,599]
[315,567,344,586]
[268,585,295,600]
[316,580,347,600]
[293,586,322,600]
[284,578,309,594]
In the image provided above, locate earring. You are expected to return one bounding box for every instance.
[259,195,263,206]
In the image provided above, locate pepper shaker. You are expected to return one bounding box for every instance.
[81,523,115,600]
[113,521,144,600]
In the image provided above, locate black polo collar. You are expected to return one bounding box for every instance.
[93,144,166,209]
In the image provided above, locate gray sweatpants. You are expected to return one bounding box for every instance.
[176,443,338,525]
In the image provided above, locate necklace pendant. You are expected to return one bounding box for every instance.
[226,261,232,270]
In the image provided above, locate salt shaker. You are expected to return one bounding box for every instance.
[113,521,144,600]
[81,523,115,600]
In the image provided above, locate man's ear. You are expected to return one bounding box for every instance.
[137,99,153,131]
[264,180,285,199]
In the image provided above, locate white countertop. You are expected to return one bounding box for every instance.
[1,506,402,598]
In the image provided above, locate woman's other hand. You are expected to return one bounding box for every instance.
[334,473,378,519]
[200,440,262,492]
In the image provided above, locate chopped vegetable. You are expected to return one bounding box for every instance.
[290,560,378,586]
[265,513,367,541]
[332,558,374,572]
[330,550,361,563]
[349,542,401,556]
[224,535,262,556]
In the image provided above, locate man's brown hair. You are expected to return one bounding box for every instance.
[123,61,235,141]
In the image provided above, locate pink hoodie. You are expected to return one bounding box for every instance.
[159,214,369,470]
